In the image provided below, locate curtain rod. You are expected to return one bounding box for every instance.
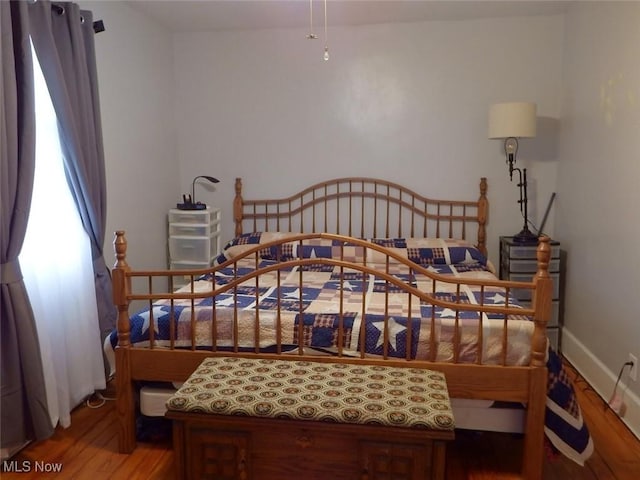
[49,2,105,34]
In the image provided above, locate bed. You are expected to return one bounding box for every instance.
[110,177,589,479]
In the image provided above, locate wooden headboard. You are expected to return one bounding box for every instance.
[233,177,488,256]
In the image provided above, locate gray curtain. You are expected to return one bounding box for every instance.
[0,0,54,449]
[28,1,116,346]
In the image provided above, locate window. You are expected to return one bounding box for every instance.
[18,44,105,429]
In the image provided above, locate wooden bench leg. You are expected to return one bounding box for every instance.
[432,441,447,480]
[172,421,185,480]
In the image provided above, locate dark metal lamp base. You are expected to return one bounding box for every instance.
[512,226,538,244]
[176,203,207,210]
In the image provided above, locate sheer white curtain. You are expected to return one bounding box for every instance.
[18,45,105,429]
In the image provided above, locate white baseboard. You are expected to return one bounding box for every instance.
[1,441,31,461]
[562,328,640,440]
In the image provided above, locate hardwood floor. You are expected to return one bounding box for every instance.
[449,360,640,480]
[2,358,639,479]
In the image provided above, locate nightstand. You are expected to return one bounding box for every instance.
[168,207,221,287]
[499,236,562,351]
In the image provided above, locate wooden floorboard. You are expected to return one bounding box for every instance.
[2,357,639,479]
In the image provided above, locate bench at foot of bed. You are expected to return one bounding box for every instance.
[165,356,455,480]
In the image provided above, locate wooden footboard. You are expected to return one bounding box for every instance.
[112,231,551,480]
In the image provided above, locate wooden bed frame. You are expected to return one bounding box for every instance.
[112,177,552,480]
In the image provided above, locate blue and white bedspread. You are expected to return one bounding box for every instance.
[545,347,593,465]
[107,233,592,465]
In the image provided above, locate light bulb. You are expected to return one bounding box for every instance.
[323,47,329,61]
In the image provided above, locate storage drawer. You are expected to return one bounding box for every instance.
[503,258,560,273]
[516,300,560,327]
[169,236,212,262]
[169,262,210,289]
[170,261,210,271]
[169,407,450,480]
[547,327,560,351]
[505,243,560,260]
[509,272,560,300]
[169,223,212,236]
[168,210,212,224]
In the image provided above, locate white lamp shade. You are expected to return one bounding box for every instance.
[488,102,537,139]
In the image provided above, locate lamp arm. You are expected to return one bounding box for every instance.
[510,166,531,234]
[178,176,219,211]
[503,137,519,182]
[191,175,220,206]
[522,168,529,228]
[510,166,526,214]
[507,152,514,180]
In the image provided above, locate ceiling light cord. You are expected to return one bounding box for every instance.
[306,0,329,61]
[323,0,329,60]
[306,0,316,39]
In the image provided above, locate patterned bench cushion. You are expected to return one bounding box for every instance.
[166,356,454,431]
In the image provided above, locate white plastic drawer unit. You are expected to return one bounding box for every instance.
[169,223,212,236]
[167,207,221,267]
[168,209,214,225]
[169,236,216,263]
[170,261,210,271]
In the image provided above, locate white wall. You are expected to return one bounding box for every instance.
[558,2,640,434]
[86,1,178,270]
[173,15,565,264]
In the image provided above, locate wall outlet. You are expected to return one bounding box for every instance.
[630,354,638,382]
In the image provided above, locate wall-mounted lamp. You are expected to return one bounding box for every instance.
[488,101,538,244]
[177,175,220,210]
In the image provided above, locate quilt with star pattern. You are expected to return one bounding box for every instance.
[109,233,534,365]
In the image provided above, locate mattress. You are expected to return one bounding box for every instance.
[138,384,524,433]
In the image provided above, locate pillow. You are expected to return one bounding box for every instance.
[215,232,486,267]
[214,232,366,264]
[368,237,487,266]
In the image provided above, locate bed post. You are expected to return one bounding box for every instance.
[477,177,488,257]
[234,177,244,237]
[112,231,136,453]
[522,235,552,480]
